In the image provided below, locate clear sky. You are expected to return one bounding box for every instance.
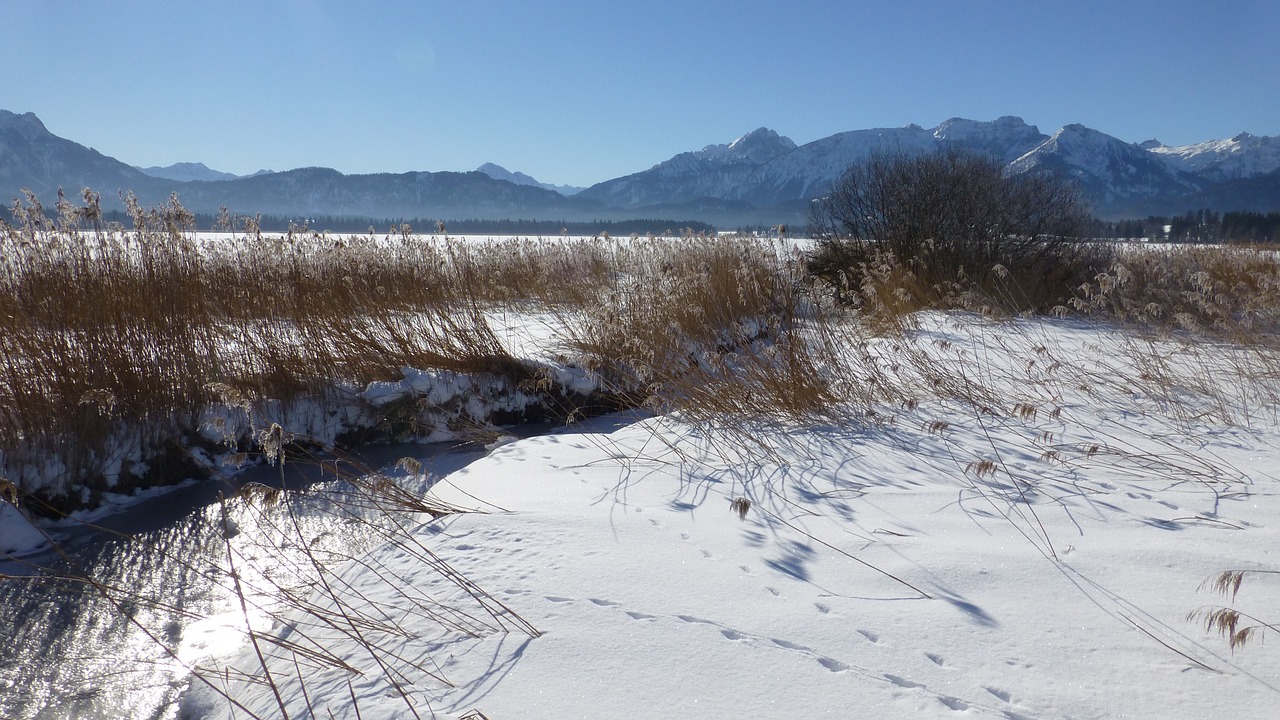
[3,0,1277,187]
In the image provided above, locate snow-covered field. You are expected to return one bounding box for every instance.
[177,313,1280,720]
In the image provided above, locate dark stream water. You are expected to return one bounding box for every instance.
[0,439,497,720]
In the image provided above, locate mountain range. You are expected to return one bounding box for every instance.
[2,109,1278,227]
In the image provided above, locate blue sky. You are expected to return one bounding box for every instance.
[4,0,1277,187]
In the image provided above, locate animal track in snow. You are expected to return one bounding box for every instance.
[817,657,849,673]
[677,614,714,626]
[857,629,880,643]
[985,686,1012,703]
[938,696,969,712]
[544,596,573,603]
[771,638,812,652]
[925,652,945,666]
[885,674,925,689]
[581,600,881,692]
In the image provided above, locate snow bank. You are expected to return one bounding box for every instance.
[2,358,607,555]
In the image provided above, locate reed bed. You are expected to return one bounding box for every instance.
[0,192,632,511]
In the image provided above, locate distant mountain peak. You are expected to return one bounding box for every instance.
[136,161,239,183]
[0,110,51,137]
[1009,123,1204,215]
[930,116,1047,162]
[1149,130,1280,181]
[695,127,796,166]
[936,115,1032,131]
[477,162,538,185]
[727,127,790,151]
[476,162,583,196]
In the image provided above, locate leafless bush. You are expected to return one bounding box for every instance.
[808,149,1097,312]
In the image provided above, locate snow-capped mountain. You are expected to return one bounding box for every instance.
[476,163,584,196]
[3,108,1278,225]
[579,117,1278,219]
[1008,124,1203,214]
[135,162,240,183]
[692,127,797,166]
[931,115,1049,163]
[733,124,939,204]
[575,127,798,208]
[581,117,1049,210]
[1148,132,1280,182]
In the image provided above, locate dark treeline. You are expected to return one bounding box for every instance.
[399,217,718,237]
[1093,209,1280,244]
[46,205,1280,243]
[88,210,716,237]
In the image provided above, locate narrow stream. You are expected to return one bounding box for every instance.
[0,438,499,720]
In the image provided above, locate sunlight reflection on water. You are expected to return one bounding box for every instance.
[0,439,487,720]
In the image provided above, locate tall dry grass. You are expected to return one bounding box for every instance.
[5,188,1279,500]
[1066,244,1280,337]
[0,192,629,512]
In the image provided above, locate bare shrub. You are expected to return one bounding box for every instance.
[808,149,1098,313]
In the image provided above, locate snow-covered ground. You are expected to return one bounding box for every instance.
[179,313,1280,720]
